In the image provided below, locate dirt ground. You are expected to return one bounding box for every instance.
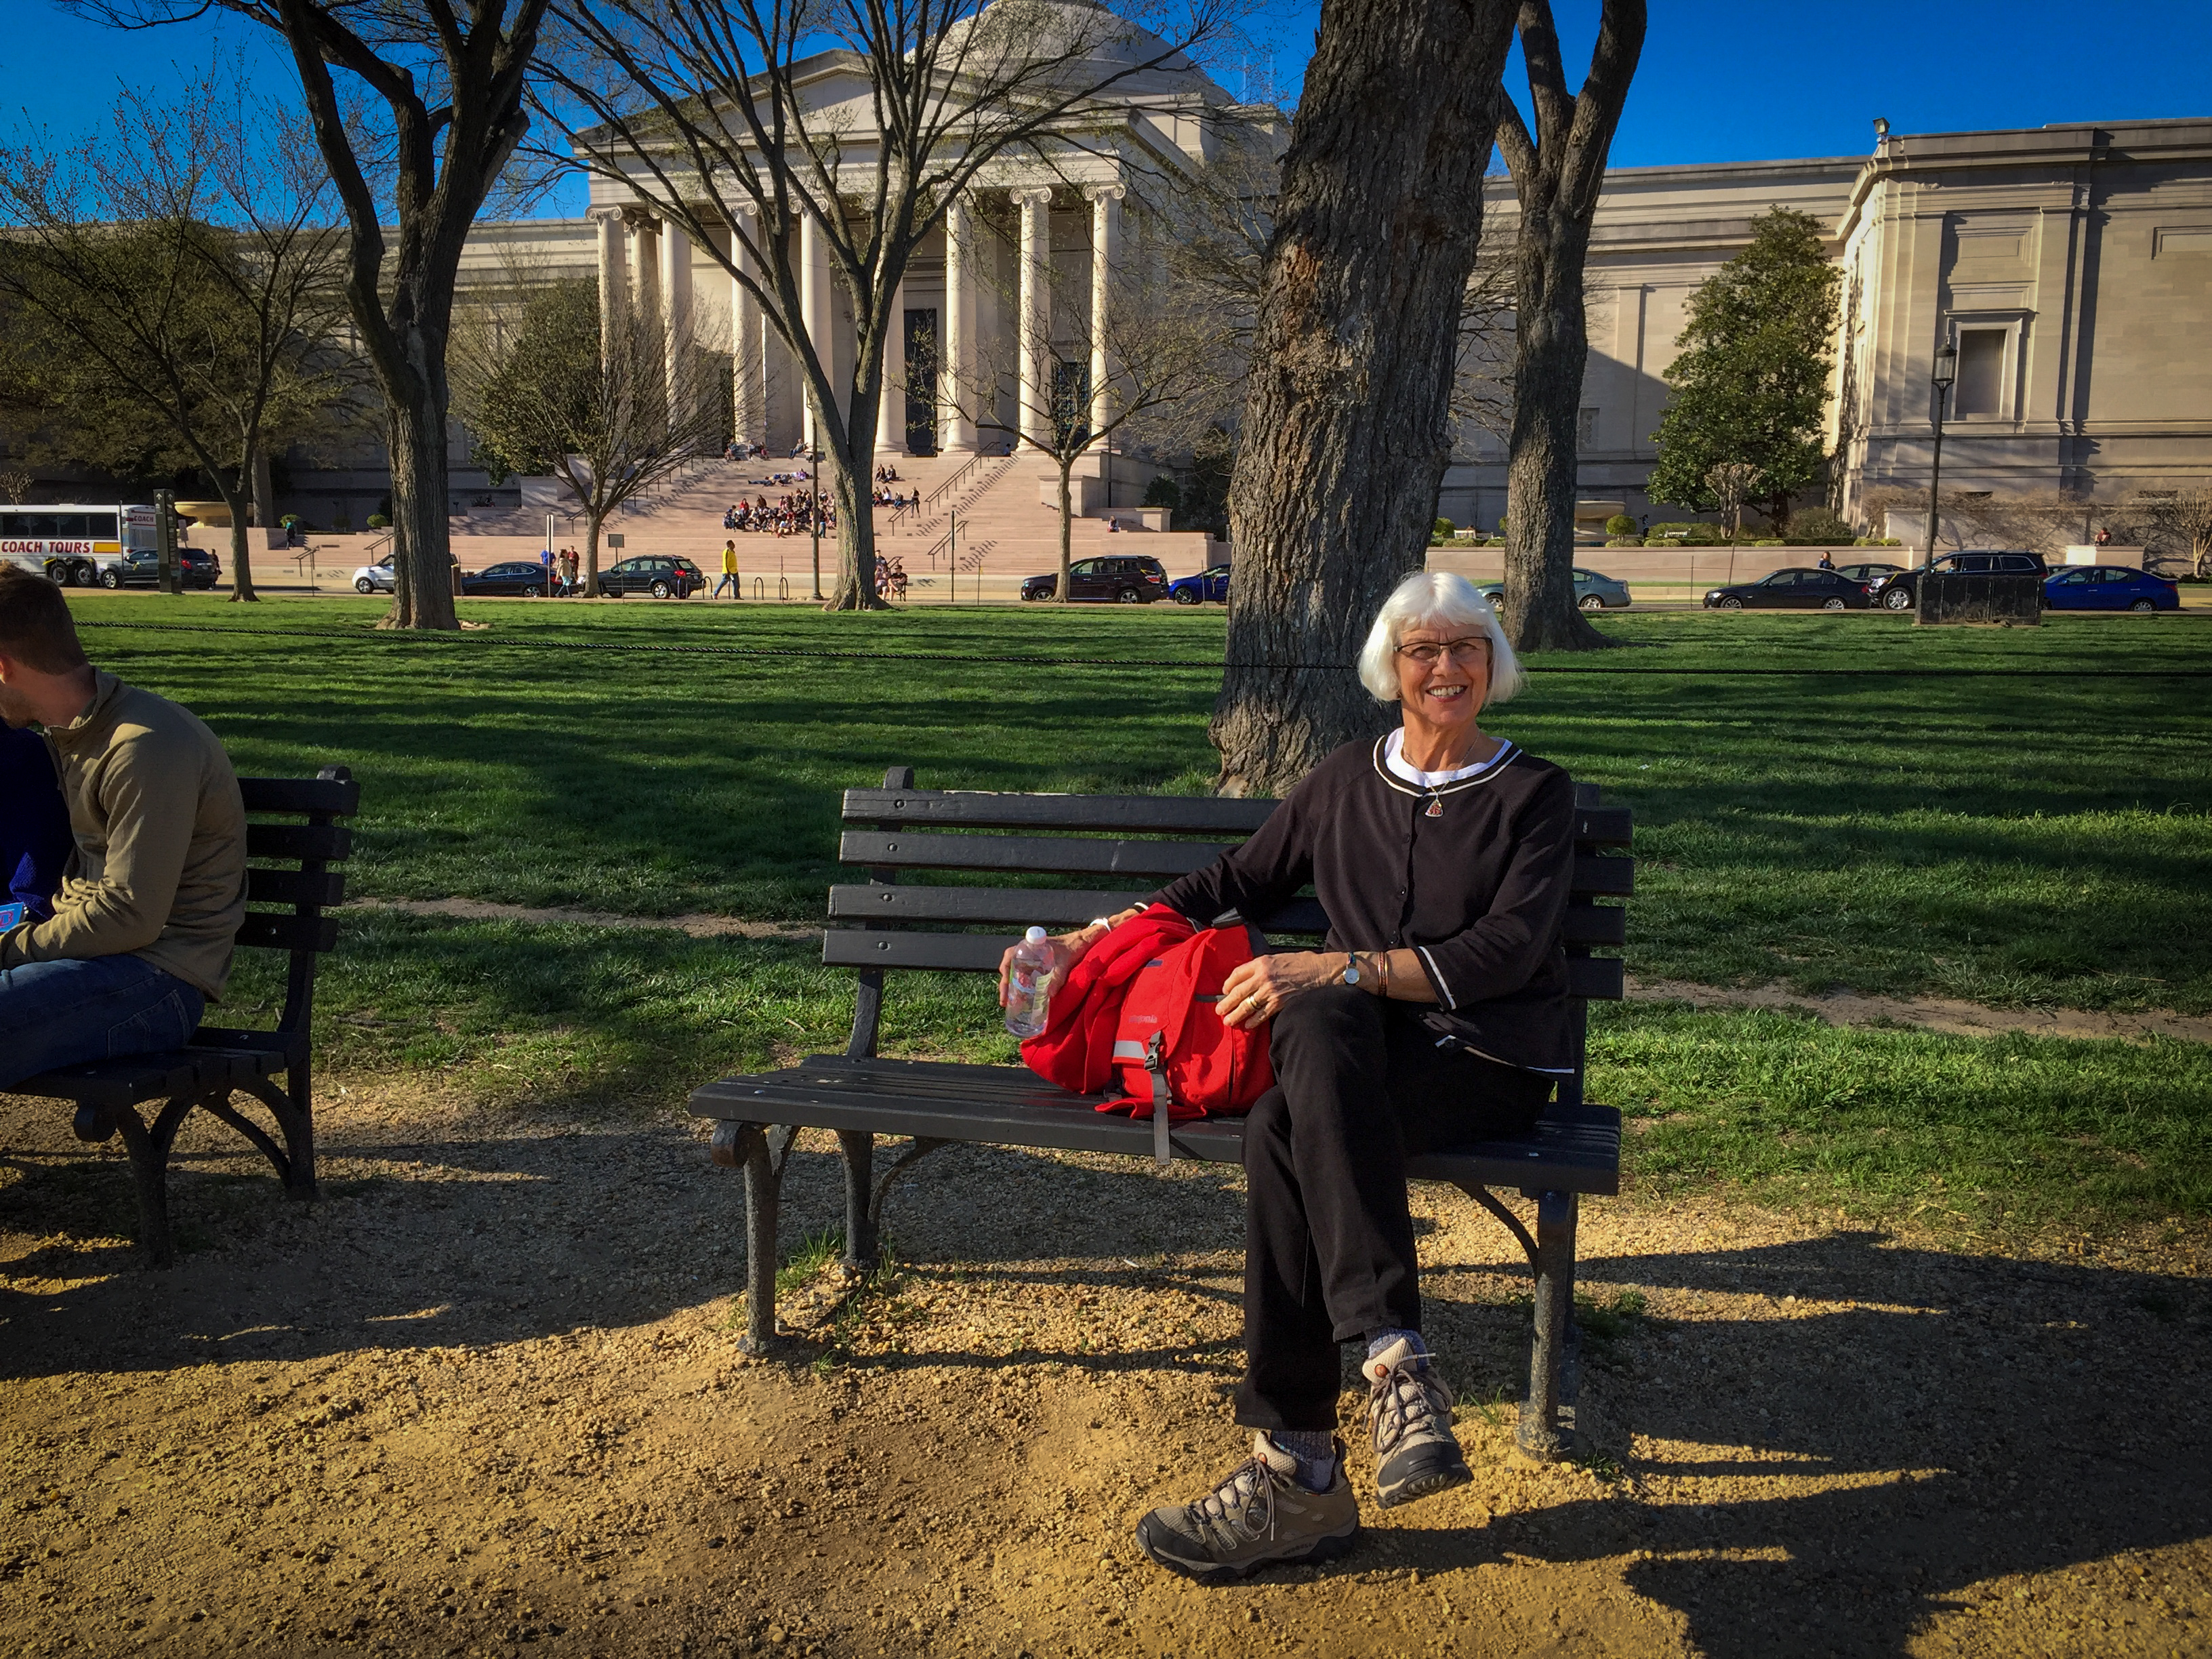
[3,1079,2209,1659]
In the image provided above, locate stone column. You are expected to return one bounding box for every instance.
[875,276,907,455]
[939,194,977,453]
[1085,183,1124,450]
[591,206,631,348]
[659,216,694,427]
[729,206,764,449]
[799,209,835,453]
[1013,186,1054,450]
[630,215,663,371]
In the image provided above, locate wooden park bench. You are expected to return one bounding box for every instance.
[12,767,359,1267]
[689,766,1630,1460]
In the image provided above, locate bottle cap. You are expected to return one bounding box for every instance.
[1024,926,1047,943]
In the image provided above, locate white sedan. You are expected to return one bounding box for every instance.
[352,562,395,594]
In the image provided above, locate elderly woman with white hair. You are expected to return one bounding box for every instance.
[1029,570,1576,1580]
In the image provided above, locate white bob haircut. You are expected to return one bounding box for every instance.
[1355,570,1525,704]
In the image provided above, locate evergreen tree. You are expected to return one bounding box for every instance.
[1648,207,1839,530]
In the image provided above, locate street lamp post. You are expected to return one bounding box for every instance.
[808,447,824,601]
[1923,321,1959,560]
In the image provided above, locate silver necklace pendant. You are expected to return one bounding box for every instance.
[1425,794,1444,818]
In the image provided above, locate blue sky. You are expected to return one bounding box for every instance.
[5,0,2205,206]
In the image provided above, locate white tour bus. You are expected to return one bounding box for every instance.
[0,503,168,587]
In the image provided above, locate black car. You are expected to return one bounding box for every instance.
[598,554,705,598]
[1019,554,1171,603]
[1867,550,2047,612]
[1702,567,1875,611]
[459,559,549,597]
[97,546,222,590]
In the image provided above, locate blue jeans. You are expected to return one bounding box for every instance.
[712,573,739,598]
[0,955,206,1090]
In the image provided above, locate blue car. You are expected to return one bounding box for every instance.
[2042,565,2179,613]
[1168,562,1231,605]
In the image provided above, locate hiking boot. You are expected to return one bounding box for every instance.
[1365,1338,1470,1507]
[1133,1432,1360,1583]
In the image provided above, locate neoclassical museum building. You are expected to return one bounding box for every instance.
[294,32,2209,537]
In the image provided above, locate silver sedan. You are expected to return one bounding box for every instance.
[352,562,395,594]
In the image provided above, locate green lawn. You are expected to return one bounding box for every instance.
[49,592,2212,1234]
[69,592,2212,1012]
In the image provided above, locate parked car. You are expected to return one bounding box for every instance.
[352,562,396,594]
[1020,555,1171,603]
[1474,568,1633,612]
[598,554,705,598]
[98,546,221,590]
[1866,550,2047,611]
[1702,567,1875,611]
[2041,565,2179,613]
[1168,563,1231,605]
[1832,562,1904,586]
[459,560,549,597]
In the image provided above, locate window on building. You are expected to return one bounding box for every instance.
[1951,329,2007,417]
[1577,407,1599,446]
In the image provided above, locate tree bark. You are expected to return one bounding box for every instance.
[1494,0,1645,655]
[228,452,260,602]
[1212,0,1519,798]
[1056,458,1075,603]
[377,393,458,629]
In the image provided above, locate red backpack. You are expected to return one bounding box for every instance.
[1019,907,1275,1164]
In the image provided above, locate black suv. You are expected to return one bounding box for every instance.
[1020,555,1170,603]
[599,555,705,598]
[1869,550,2047,611]
[98,546,222,590]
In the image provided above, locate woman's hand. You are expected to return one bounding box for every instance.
[996,907,1143,1008]
[1218,951,1345,1029]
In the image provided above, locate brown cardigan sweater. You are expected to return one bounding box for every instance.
[1149,735,1578,1074]
[0,672,246,998]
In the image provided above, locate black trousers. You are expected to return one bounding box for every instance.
[1233,987,1553,1431]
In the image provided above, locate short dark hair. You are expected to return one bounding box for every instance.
[0,568,91,674]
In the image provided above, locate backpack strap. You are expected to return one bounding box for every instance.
[1144,1029,1173,1168]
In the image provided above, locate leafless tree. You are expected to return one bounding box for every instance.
[0,67,355,601]
[529,0,1241,613]
[451,270,734,597]
[1490,0,1645,654]
[956,216,1242,601]
[66,0,552,629]
[0,472,32,506]
[2129,489,2212,579]
[1705,461,1760,543]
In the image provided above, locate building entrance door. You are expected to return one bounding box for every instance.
[905,307,938,455]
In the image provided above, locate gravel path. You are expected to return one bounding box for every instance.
[2,1081,2208,1658]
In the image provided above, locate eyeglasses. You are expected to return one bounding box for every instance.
[1396,636,1492,666]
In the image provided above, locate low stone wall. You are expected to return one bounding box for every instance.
[1426,546,1885,589]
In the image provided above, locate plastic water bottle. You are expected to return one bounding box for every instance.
[1004,926,1054,1039]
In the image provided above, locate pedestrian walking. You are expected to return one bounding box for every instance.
[559,547,579,595]
[714,540,741,598]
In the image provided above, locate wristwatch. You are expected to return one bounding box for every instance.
[1341,951,1361,987]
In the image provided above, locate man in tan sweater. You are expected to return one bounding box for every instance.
[0,569,245,1088]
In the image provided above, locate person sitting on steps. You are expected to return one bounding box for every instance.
[1001,571,1577,1582]
[0,568,247,1089]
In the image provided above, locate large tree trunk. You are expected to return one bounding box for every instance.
[1211,0,1519,798]
[1494,0,1645,655]
[1501,208,1607,651]
[1055,457,1074,603]
[583,510,605,598]
[823,384,888,611]
[227,457,260,603]
[377,352,460,630]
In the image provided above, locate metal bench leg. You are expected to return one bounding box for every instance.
[202,1078,318,1200]
[1518,1189,1580,1460]
[713,1122,790,1355]
[108,1094,197,1268]
[838,1130,877,1275]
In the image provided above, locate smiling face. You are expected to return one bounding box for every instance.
[1393,619,1492,744]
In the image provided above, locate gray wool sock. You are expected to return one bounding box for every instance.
[1366,1327,1429,1365]
[1269,1429,1337,1492]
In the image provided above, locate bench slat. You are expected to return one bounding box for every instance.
[244,867,347,908]
[822,926,1623,999]
[842,830,1631,897]
[826,883,1624,945]
[12,1048,233,1109]
[687,1056,1622,1195]
[245,823,352,863]
[840,788,1633,851]
[842,788,1277,835]
[240,776,362,817]
[236,912,340,954]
